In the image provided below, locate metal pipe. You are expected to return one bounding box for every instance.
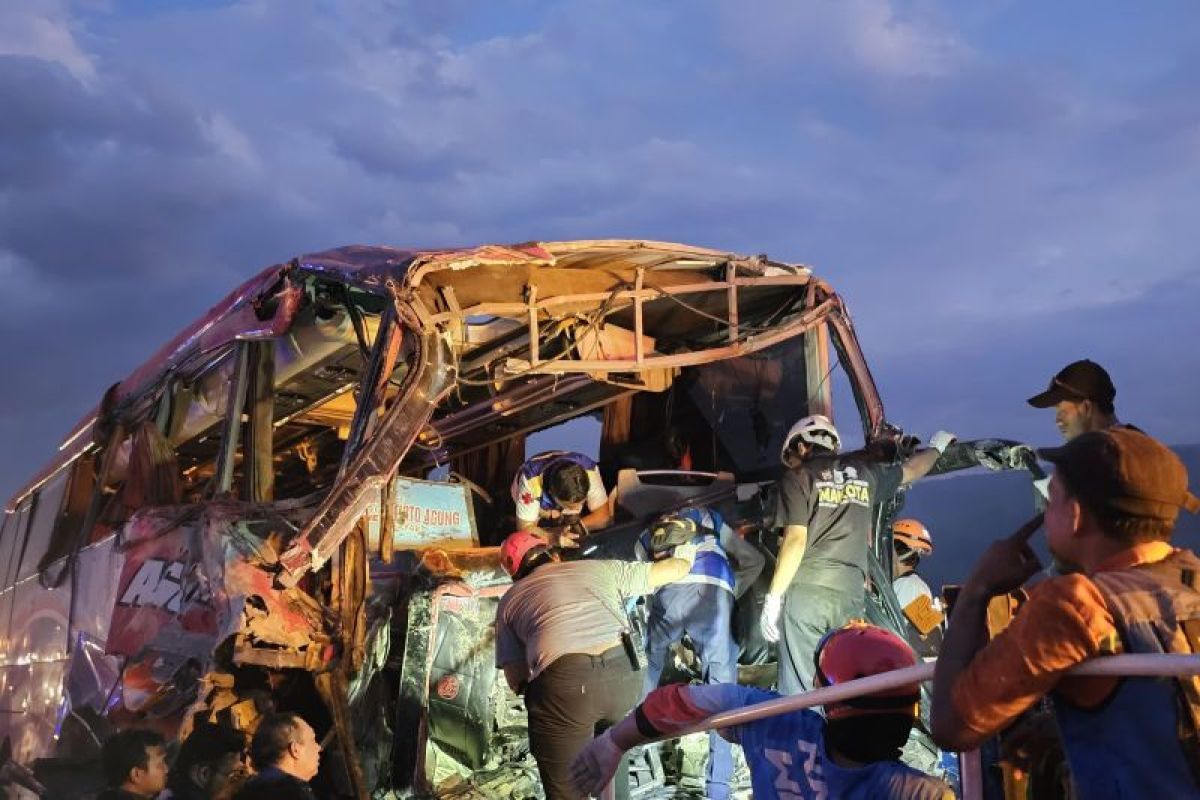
[654,654,1200,740]
[960,749,984,800]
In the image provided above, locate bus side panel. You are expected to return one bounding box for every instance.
[6,574,69,763]
[0,585,14,752]
[72,537,124,646]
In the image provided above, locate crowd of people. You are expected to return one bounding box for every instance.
[496,358,1200,799]
[96,712,321,800]
[94,358,1200,799]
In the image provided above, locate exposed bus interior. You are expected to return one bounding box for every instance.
[11,242,1011,799]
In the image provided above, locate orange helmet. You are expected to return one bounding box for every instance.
[892,518,932,557]
[814,622,920,720]
[500,530,550,577]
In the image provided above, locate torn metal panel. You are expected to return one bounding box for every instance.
[385,548,512,794]
[279,300,455,585]
[105,501,330,705]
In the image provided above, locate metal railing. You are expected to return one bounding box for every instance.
[603,654,1200,800]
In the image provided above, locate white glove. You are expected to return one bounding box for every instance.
[760,593,783,643]
[672,543,699,565]
[570,728,625,798]
[929,430,957,454]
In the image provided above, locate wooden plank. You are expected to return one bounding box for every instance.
[424,274,813,324]
[527,283,540,366]
[726,261,739,343]
[634,268,645,365]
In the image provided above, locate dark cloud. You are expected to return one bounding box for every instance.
[2,0,1199,502]
[0,57,251,288]
[868,272,1200,448]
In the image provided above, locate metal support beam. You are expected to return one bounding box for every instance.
[243,339,275,502]
[279,289,455,586]
[214,343,251,496]
[342,305,401,461]
[803,322,832,419]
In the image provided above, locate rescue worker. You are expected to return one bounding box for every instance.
[931,428,1200,799]
[513,450,613,545]
[891,519,945,650]
[571,621,954,799]
[762,414,956,693]
[635,506,765,800]
[494,530,697,799]
[98,729,169,800]
[1027,358,1132,442]
[232,712,321,800]
[164,722,248,800]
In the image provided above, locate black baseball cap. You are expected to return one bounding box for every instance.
[1027,359,1116,408]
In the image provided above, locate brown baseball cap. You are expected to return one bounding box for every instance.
[1027,359,1116,408]
[1038,428,1200,522]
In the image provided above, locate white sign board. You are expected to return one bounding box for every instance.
[388,476,478,550]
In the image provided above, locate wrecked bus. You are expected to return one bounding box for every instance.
[0,240,1033,797]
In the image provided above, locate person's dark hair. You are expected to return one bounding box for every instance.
[513,547,555,580]
[544,462,589,505]
[101,729,165,788]
[1056,469,1172,545]
[250,713,303,770]
[1093,397,1116,415]
[168,722,246,793]
[824,714,913,763]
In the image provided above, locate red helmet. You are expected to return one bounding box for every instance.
[814,621,920,720]
[892,518,933,557]
[500,530,550,577]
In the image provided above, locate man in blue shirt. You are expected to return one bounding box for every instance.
[636,507,765,800]
[571,622,952,799]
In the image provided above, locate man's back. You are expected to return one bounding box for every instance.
[232,767,316,800]
[725,687,952,800]
[771,454,902,591]
[97,790,153,800]
[1053,547,1200,798]
[495,559,651,678]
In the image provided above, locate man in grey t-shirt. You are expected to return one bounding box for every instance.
[494,531,696,800]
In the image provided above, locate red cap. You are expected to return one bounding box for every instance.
[815,622,919,720]
[500,530,550,577]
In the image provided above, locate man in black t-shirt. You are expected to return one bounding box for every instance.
[762,415,956,693]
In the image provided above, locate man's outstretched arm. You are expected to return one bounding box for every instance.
[900,431,957,485]
[570,684,755,796]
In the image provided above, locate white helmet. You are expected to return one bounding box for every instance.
[781,414,841,460]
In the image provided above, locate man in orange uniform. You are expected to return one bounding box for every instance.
[931,428,1200,798]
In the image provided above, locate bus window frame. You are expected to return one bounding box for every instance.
[16,469,70,584]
